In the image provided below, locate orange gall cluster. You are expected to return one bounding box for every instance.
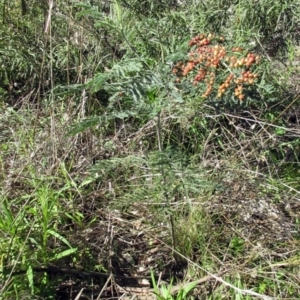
[225,53,260,69]
[172,33,261,101]
[234,85,244,101]
[217,73,234,98]
[193,68,207,85]
[202,72,215,98]
[235,70,259,85]
[189,34,211,47]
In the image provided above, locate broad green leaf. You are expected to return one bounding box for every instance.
[50,248,78,260]
[47,229,73,249]
[26,265,34,294]
[181,281,198,298]
[275,128,286,135]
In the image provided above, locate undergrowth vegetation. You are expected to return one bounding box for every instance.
[1,0,300,299]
